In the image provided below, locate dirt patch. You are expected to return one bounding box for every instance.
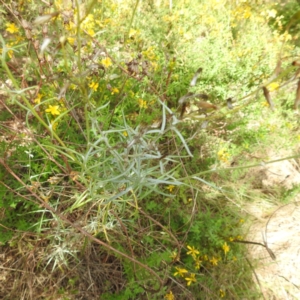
[247,201,300,300]
[246,152,300,299]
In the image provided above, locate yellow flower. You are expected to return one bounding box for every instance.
[267,82,279,91]
[170,251,179,261]
[187,245,200,259]
[222,242,230,255]
[50,120,58,130]
[174,267,188,277]
[123,131,128,137]
[142,46,156,61]
[185,273,196,286]
[101,57,112,68]
[67,37,75,45]
[210,257,218,266]
[89,81,99,91]
[220,289,225,298]
[218,148,230,163]
[138,98,148,109]
[6,23,19,34]
[164,291,174,300]
[166,185,175,192]
[41,194,50,202]
[111,87,119,94]
[194,257,202,270]
[86,28,95,37]
[45,105,60,116]
[65,21,75,32]
[34,93,43,104]
[129,28,140,38]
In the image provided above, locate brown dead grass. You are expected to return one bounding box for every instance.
[0,240,126,299]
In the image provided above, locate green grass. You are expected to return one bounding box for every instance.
[0,0,300,299]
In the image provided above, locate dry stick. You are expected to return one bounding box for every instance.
[277,274,300,290]
[165,57,176,91]
[262,86,274,110]
[264,200,300,261]
[109,209,137,276]
[0,158,164,291]
[232,239,276,261]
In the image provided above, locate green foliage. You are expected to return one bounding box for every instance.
[0,0,299,299]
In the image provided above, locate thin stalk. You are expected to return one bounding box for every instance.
[125,0,140,43]
[75,0,82,74]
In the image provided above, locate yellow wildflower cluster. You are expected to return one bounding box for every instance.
[267,82,279,92]
[142,46,157,61]
[173,267,196,286]
[220,289,226,298]
[173,267,188,277]
[187,245,199,259]
[81,14,96,37]
[54,0,72,10]
[6,23,19,34]
[128,28,140,39]
[229,235,243,242]
[111,87,119,95]
[3,23,24,58]
[138,98,148,109]
[172,245,201,287]
[172,244,228,288]
[210,256,219,266]
[166,185,175,193]
[46,105,60,116]
[222,242,230,255]
[162,13,179,23]
[164,290,174,300]
[43,98,66,131]
[33,93,43,104]
[231,4,252,21]
[217,148,230,163]
[170,242,232,298]
[89,81,99,91]
[101,57,112,68]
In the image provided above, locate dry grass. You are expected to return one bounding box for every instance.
[0,239,126,299]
